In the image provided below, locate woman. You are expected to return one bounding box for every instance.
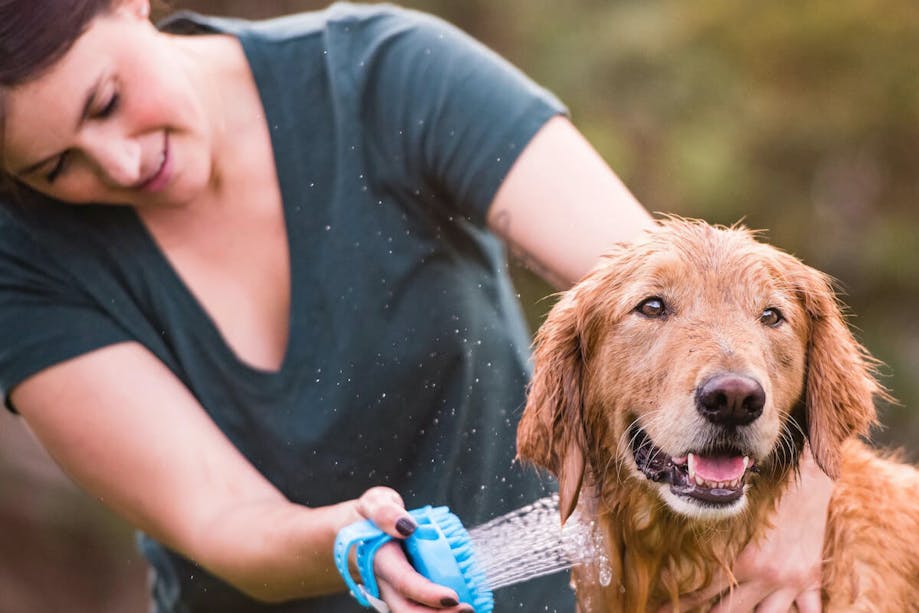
[0,0,830,611]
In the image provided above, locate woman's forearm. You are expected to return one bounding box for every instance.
[189,498,363,602]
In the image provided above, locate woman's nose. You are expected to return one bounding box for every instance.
[80,131,143,187]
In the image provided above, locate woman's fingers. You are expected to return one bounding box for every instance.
[746,589,798,613]
[707,585,771,613]
[729,588,817,613]
[354,487,471,611]
[379,576,474,612]
[374,542,465,610]
[793,587,822,613]
[356,486,418,538]
[659,580,819,613]
[656,571,731,613]
[663,582,817,613]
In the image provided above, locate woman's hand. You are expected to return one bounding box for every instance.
[659,446,831,613]
[355,487,475,613]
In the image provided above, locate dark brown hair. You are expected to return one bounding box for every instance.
[0,0,118,86]
[0,0,117,197]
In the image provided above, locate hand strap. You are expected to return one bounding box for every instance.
[333,519,393,607]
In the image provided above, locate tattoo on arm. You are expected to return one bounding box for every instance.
[491,210,569,289]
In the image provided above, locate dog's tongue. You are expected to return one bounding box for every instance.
[690,454,746,481]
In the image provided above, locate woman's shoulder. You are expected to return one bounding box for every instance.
[0,197,133,281]
[0,200,65,281]
[158,2,437,43]
[0,196,48,245]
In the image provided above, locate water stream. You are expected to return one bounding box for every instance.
[467,494,612,591]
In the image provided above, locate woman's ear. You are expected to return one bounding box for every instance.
[790,260,882,478]
[516,288,589,524]
[116,0,150,21]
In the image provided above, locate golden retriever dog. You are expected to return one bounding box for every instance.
[517,218,919,612]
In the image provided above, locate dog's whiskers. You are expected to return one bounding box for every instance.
[774,432,793,472]
[772,418,806,474]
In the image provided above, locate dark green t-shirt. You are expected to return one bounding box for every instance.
[0,3,571,611]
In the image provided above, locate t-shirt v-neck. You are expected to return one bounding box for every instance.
[128,18,301,384]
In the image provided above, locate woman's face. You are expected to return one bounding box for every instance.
[2,0,212,207]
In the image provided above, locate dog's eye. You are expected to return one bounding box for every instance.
[761,307,784,327]
[636,297,667,318]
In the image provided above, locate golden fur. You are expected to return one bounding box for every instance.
[517,218,919,612]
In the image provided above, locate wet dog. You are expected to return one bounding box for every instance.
[517,218,919,612]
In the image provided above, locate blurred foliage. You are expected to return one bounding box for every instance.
[3,1,918,610]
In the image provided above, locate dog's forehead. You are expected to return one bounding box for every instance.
[616,222,796,306]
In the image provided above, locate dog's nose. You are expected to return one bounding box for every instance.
[696,374,765,426]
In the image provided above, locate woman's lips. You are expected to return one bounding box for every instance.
[137,133,171,193]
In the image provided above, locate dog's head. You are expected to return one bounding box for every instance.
[517,218,880,522]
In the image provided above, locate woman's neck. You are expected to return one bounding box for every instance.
[166,32,263,205]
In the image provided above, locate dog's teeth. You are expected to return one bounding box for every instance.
[684,454,751,490]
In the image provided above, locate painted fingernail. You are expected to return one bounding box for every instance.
[459,606,474,613]
[395,517,416,536]
[440,597,459,607]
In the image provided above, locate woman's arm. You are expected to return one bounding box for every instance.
[12,342,466,610]
[487,115,655,288]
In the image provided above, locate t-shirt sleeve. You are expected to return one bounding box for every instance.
[351,7,568,225]
[0,219,132,412]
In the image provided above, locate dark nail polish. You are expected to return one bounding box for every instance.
[459,607,475,613]
[440,597,459,607]
[395,517,416,536]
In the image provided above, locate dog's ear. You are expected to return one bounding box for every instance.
[516,289,589,524]
[789,259,881,478]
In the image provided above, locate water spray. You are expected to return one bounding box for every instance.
[334,494,612,612]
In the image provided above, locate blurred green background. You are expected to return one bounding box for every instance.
[1,1,916,610]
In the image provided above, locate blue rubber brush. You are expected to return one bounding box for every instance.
[334,495,608,613]
[334,505,494,612]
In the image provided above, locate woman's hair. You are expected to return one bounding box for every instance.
[0,0,117,87]
[0,0,118,196]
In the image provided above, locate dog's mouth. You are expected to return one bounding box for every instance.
[629,424,757,507]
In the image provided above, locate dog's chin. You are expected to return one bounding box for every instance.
[658,485,748,520]
[629,423,756,520]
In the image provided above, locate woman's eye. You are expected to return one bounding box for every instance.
[761,307,784,327]
[96,93,119,118]
[636,297,667,318]
[45,152,70,183]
